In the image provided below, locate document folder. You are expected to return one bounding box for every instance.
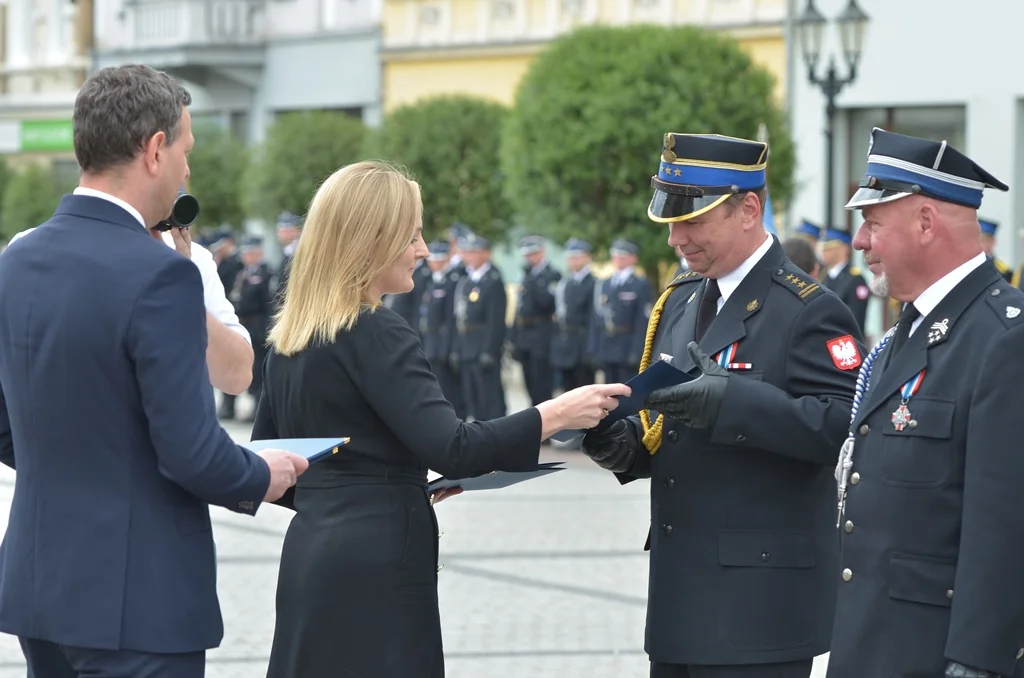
[246,437,350,464]
[549,359,694,444]
[428,462,565,493]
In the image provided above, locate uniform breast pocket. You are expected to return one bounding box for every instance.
[731,369,763,381]
[880,397,955,488]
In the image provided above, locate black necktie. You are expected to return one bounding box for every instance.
[695,279,721,342]
[885,303,921,367]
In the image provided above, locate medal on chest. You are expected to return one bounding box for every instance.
[891,369,926,431]
[469,288,480,303]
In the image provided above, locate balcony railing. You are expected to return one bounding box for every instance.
[121,0,265,49]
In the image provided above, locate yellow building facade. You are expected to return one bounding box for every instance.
[382,0,789,111]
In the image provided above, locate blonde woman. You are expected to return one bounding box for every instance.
[253,161,629,678]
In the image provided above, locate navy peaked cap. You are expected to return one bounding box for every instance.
[460,233,491,251]
[609,239,639,256]
[427,240,450,259]
[519,235,545,254]
[564,237,591,254]
[846,128,1008,210]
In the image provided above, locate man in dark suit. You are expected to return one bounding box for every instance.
[551,237,597,391]
[820,227,871,333]
[0,64,307,678]
[831,129,1024,678]
[580,132,864,678]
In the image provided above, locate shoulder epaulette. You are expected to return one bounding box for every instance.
[849,266,862,277]
[773,265,826,303]
[666,270,703,289]
[985,282,1024,327]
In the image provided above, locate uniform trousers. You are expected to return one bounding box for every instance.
[20,637,204,678]
[431,359,466,419]
[520,353,554,405]
[603,362,639,384]
[559,363,595,392]
[461,360,506,420]
[651,659,814,678]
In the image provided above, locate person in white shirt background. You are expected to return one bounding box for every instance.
[6,198,254,397]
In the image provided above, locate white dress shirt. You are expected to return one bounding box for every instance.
[713,233,774,313]
[906,252,986,337]
[9,188,250,344]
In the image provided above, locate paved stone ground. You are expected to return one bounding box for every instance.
[0,377,831,677]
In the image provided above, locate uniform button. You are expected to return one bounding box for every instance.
[850,472,861,485]
[992,289,1002,297]
[776,268,784,275]
[844,520,854,533]
[858,424,870,436]
[664,477,675,489]
[908,419,918,429]
[662,524,673,535]
[946,589,954,600]
[842,568,853,582]
[667,430,678,442]
[735,434,746,443]
[761,552,770,562]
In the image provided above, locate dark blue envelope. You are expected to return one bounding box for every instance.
[246,437,351,464]
[549,360,694,444]
[428,462,565,493]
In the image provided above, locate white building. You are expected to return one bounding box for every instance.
[788,0,1024,334]
[92,0,383,144]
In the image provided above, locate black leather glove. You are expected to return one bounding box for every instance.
[581,420,639,473]
[478,352,496,369]
[946,662,1000,678]
[644,341,729,429]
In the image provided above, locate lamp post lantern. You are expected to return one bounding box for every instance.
[797,0,870,233]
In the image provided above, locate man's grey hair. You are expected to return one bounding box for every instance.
[73,64,192,174]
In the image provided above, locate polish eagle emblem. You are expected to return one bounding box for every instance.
[827,335,862,371]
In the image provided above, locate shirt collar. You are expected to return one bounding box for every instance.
[911,252,987,323]
[73,187,146,229]
[573,265,591,281]
[468,262,491,282]
[828,261,847,279]
[716,234,773,305]
[613,267,634,284]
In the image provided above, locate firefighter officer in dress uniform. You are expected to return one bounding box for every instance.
[829,129,1024,678]
[819,227,871,333]
[589,239,653,384]
[228,234,273,421]
[419,240,467,419]
[452,234,507,421]
[978,218,1013,283]
[579,132,864,678]
[510,235,561,405]
[550,237,597,392]
[794,218,825,279]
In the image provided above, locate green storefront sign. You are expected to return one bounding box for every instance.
[19,119,74,153]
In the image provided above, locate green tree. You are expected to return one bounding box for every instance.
[0,163,75,240]
[365,95,511,243]
[188,127,247,231]
[501,24,795,277]
[241,110,367,223]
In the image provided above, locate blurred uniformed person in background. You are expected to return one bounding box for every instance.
[446,222,472,274]
[551,238,597,391]
[794,218,825,279]
[978,218,1013,283]
[580,132,863,678]
[383,257,430,335]
[589,239,652,384]
[228,234,273,421]
[420,240,466,418]
[782,236,822,277]
[511,235,561,405]
[272,211,302,309]
[452,234,507,420]
[830,130,1024,678]
[819,227,871,333]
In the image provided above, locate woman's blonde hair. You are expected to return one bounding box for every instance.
[266,160,422,356]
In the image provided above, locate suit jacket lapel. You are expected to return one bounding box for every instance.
[854,262,1001,426]
[670,239,780,372]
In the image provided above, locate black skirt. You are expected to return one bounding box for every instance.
[266,482,444,678]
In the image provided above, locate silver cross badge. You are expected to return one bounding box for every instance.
[927,318,950,344]
[1008,306,1021,319]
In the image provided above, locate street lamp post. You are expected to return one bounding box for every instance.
[796,0,870,233]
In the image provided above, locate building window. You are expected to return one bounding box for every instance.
[419,5,441,26]
[493,0,515,20]
[561,0,584,15]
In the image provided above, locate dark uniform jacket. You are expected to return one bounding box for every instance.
[511,261,561,360]
[231,262,273,346]
[822,262,870,333]
[829,260,1024,678]
[551,269,596,369]
[589,272,652,366]
[419,268,462,363]
[385,260,431,334]
[989,254,1012,283]
[453,264,507,363]
[615,239,863,666]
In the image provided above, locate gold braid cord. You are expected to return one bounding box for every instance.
[639,285,677,455]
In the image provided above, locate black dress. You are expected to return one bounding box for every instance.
[253,306,542,678]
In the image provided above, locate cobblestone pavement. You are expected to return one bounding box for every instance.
[0,384,831,677]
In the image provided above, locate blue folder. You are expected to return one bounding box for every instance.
[550,360,694,444]
[246,437,350,464]
[428,462,565,493]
